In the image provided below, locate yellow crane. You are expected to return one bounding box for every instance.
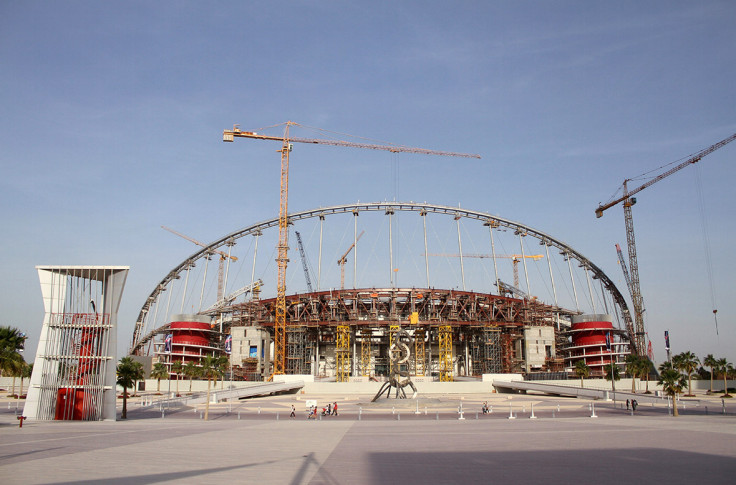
[224,121,480,376]
[424,253,543,287]
[161,225,238,302]
[338,230,364,289]
[595,132,736,355]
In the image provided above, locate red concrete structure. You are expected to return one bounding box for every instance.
[158,314,220,372]
[564,314,628,376]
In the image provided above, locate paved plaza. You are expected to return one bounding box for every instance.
[1,392,735,484]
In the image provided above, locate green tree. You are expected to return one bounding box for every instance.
[171,361,184,396]
[116,357,138,419]
[150,362,169,393]
[0,326,27,395]
[130,360,145,397]
[625,354,644,393]
[715,358,733,397]
[200,355,227,421]
[19,362,32,398]
[183,361,200,393]
[658,361,687,417]
[673,351,699,397]
[605,362,621,392]
[703,354,717,394]
[574,360,590,388]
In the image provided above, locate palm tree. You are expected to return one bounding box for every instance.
[150,362,169,393]
[658,361,687,417]
[200,355,226,421]
[131,360,145,397]
[605,362,621,392]
[673,351,700,397]
[625,354,643,393]
[0,326,27,395]
[574,360,590,388]
[116,357,138,419]
[19,362,32,398]
[171,361,184,396]
[183,361,200,393]
[715,358,733,397]
[703,354,717,394]
[3,352,24,397]
[640,357,654,393]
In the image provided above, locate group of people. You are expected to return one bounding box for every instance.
[626,399,638,411]
[296,401,339,419]
[481,402,490,414]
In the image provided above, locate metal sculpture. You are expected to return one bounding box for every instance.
[372,328,418,401]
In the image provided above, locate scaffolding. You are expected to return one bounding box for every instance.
[471,325,502,375]
[286,326,308,375]
[439,325,453,382]
[389,324,401,374]
[360,328,371,376]
[335,325,350,382]
[414,327,426,376]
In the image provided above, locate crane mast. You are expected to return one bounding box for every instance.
[294,231,314,293]
[596,132,736,355]
[338,230,364,289]
[224,121,480,377]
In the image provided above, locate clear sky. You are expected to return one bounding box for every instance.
[2,1,735,366]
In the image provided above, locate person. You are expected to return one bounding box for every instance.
[327,402,332,415]
[626,399,630,410]
[632,399,638,412]
[321,406,327,416]
[290,405,295,418]
[333,401,338,416]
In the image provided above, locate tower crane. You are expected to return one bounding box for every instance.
[424,253,543,287]
[294,231,314,293]
[338,230,364,289]
[224,121,480,376]
[595,132,736,355]
[161,225,238,302]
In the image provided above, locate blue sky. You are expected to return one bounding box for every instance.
[2,1,735,365]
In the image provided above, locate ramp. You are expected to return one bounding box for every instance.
[149,380,305,408]
[492,380,695,406]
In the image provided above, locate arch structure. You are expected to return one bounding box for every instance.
[130,202,635,361]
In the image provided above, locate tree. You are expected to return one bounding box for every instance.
[200,355,227,421]
[0,326,27,395]
[605,362,621,392]
[171,361,184,396]
[673,351,699,397]
[150,362,169,393]
[703,354,717,394]
[183,361,200,393]
[116,357,137,419]
[658,361,687,417]
[130,360,145,397]
[574,360,590,388]
[19,362,32,398]
[625,354,644,393]
[715,358,733,397]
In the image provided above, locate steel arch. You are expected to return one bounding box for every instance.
[130,201,633,355]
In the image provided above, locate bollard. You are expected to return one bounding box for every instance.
[475,412,479,420]
[557,404,560,412]
[358,412,361,421]
[238,411,241,420]
[392,406,395,415]
[523,406,526,413]
[590,403,598,418]
[161,409,165,419]
[508,404,515,420]
[397,413,400,421]
[258,406,261,415]
[415,400,421,415]
[489,405,492,414]
[458,403,465,421]
[529,403,537,419]
[436,412,439,421]
[200,412,203,419]
[17,416,26,428]
[277,413,279,421]
[424,406,427,415]
[552,411,555,418]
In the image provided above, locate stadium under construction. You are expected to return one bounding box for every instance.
[129,202,635,382]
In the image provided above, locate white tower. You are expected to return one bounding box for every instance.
[24,266,129,421]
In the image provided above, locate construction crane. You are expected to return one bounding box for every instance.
[294,231,314,293]
[615,243,635,310]
[224,121,480,376]
[595,132,736,355]
[161,225,238,302]
[338,230,364,289]
[424,253,543,287]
